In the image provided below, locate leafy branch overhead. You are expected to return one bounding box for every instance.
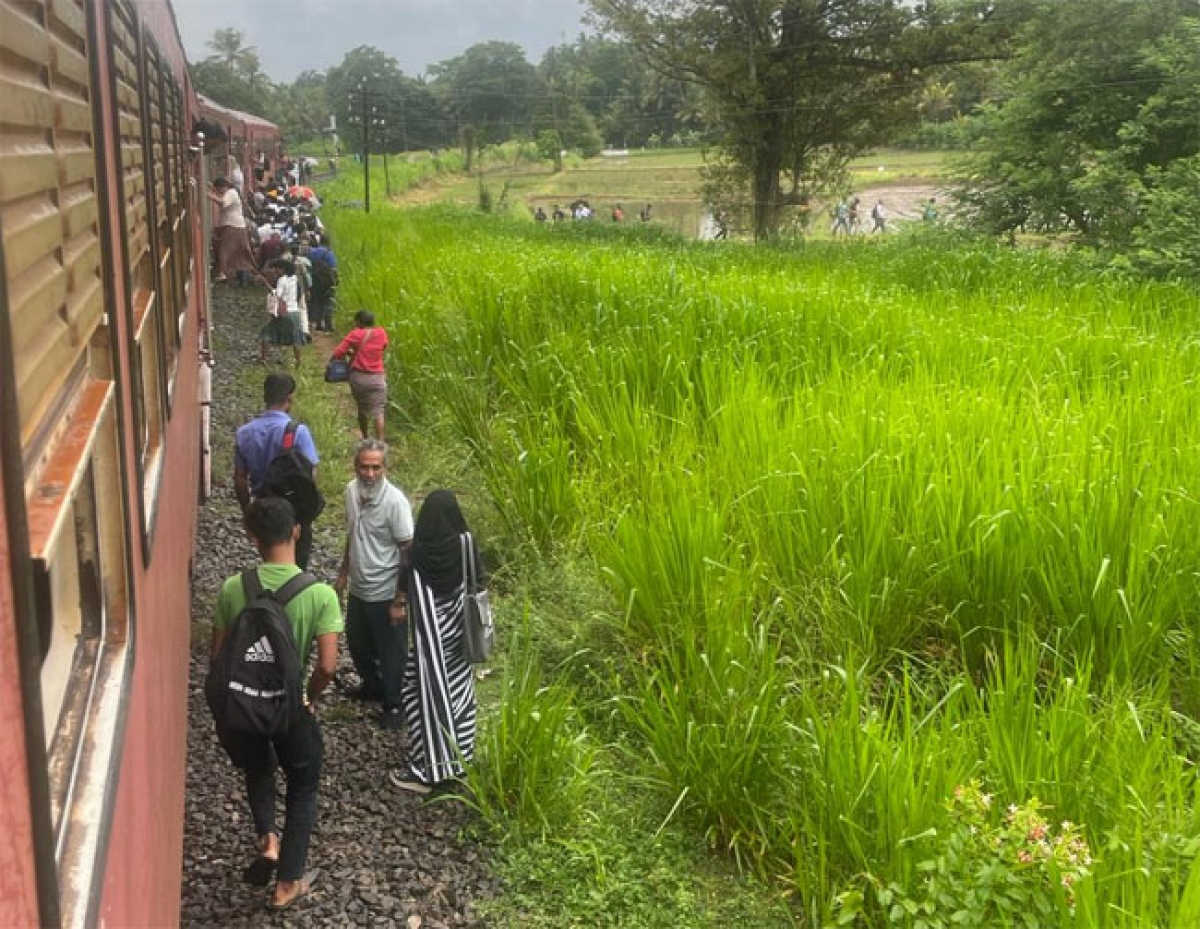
[587,0,1030,239]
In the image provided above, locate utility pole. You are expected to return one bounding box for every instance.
[361,82,371,213]
[382,118,391,199]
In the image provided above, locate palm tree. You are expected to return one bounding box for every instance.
[207,28,261,80]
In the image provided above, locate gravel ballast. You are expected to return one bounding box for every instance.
[181,283,496,927]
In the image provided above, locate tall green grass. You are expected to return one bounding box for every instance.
[316,150,465,207]
[327,205,1200,924]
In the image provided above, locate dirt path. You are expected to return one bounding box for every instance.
[180,284,494,928]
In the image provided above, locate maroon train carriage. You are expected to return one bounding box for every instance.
[196,94,281,195]
[0,0,276,924]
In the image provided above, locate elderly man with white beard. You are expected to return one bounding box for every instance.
[334,439,414,729]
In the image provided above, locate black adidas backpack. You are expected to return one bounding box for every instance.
[262,421,325,523]
[206,569,316,737]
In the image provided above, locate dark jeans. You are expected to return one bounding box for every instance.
[296,520,313,570]
[309,292,334,331]
[346,594,408,710]
[217,711,323,882]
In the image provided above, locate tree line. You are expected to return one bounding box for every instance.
[193,29,707,159]
[194,0,1199,276]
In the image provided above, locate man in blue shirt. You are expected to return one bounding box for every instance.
[307,243,337,270]
[305,243,338,333]
[235,374,320,568]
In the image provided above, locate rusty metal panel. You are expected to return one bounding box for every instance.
[0,0,103,459]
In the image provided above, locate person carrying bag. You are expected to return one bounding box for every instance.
[460,531,494,663]
[329,310,390,439]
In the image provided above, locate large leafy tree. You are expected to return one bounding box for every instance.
[326,46,447,154]
[588,0,1024,238]
[540,36,705,148]
[958,0,1200,265]
[534,42,605,158]
[270,71,332,146]
[429,42,540,145]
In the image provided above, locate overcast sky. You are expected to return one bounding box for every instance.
[172,0,590,82]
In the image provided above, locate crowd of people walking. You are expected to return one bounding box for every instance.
[207,168,341,366]
[206,169,486,912]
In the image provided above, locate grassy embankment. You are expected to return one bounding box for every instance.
[297,163,795,926]
[315,196,1200,928]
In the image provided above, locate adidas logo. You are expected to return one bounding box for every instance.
[244,636,276,663]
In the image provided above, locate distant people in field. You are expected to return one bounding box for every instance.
[209,177,259,286]
[639,203,653,222]
[534,206,547,222]
[848,197,862,234]
[392,489,480,794]
[208,496,341,911]
[611,204,625,222]
[713,210,729,240]
[335,439,415,732]
[552,204,565,222]
[331,310,390,440]
[923,198,939,223]
[831,199,851,236]
[871,200,888,233]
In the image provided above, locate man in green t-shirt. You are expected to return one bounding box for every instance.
[211,498,342,911]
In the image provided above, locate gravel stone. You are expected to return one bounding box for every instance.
[181,284,494,926]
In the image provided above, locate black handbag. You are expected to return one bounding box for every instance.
[324,358,350,383]
[461,532,494,663]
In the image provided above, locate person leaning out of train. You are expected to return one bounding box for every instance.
[211,497,341,911]
[234,373,320,569]
[208,177,259,286]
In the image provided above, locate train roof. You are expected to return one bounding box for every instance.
[197,94,280,134]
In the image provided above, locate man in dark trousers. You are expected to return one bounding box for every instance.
[234,373,320,568]
[211,498,342,910]
[334,439,413,729]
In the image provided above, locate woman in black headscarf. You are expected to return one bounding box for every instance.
[392,490,480,792]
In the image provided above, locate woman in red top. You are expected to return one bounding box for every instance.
[332,310,390,439]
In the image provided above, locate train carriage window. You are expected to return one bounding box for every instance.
[166,78,188,353]
[29,390,128,821]
[109,0,169,533]
[144,42,180,404]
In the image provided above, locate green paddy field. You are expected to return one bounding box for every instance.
[316,190,1200,926]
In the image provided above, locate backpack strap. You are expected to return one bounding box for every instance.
[241,568,264,601]
[281,419,298,451]
[273,570,318,606]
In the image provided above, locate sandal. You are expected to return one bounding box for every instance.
[242,854,277,887]
[267,874,314,911]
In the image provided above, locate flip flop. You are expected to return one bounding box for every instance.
[242,854,278,887]
[267,874,314,911]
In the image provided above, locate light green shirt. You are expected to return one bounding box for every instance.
[215,564,343,674]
